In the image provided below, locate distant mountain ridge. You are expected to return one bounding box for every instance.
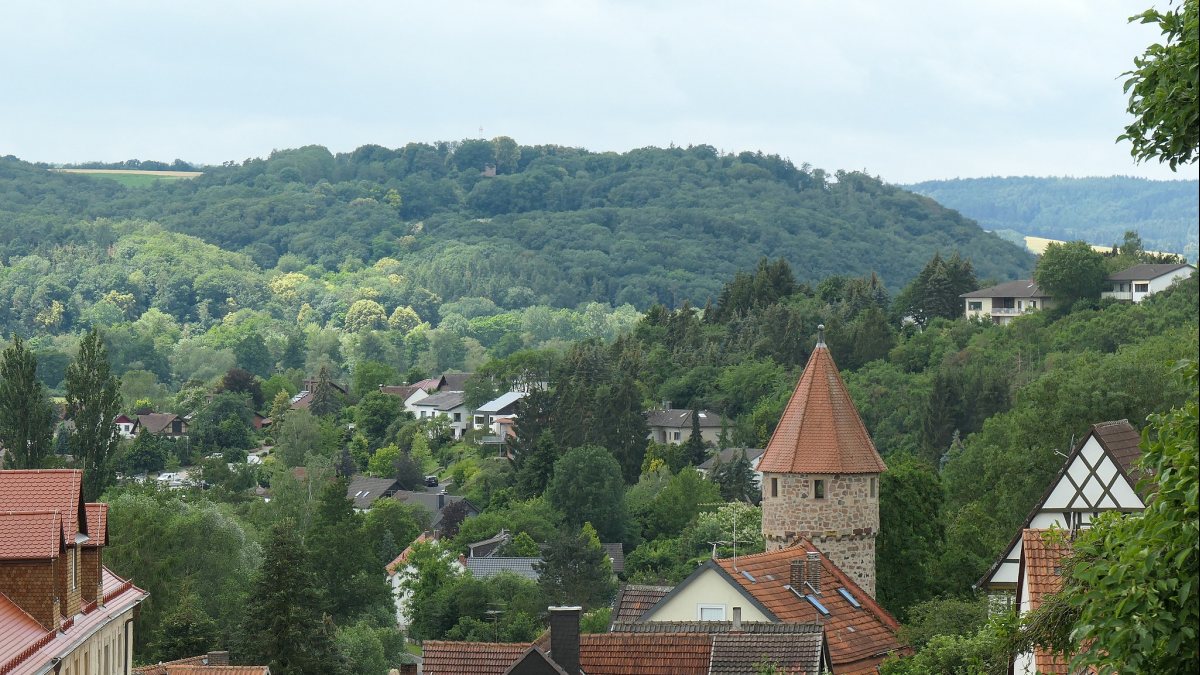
[906,176,1199,262]
[1,142,1032,310]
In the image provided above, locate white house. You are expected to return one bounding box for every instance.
[385,533,465,628]
[114,414,138,439]
[646,407,724,445]
[473,391,526,431]
[976,420,1146,674]
[960,280,1055,325]
[410,391,471,438]
[1101,262,1195,303]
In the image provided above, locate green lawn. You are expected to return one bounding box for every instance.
[85,173,189,188]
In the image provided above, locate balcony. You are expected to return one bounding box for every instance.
[990,307,1023,315]
[1102,291,1134,301]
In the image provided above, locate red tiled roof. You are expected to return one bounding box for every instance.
[132,654,210,675]
[0,511,64,560]
[1022,529,1074,675]
[715,542,905,670]
[0,592,51,673]
[612,584,673,623]
[160,662,268,667]
[0,470,86,542]
[3,567,148,675]
[580,633,711,674]
[422,641,531,675]
[83,503,108,547]
[758,344,885,474]
[386,532,434,575]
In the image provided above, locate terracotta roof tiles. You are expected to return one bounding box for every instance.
[580,633,712,674]
[1022,529,1074,674]
[0,592,51,672]
[83,503,108,547]
[0,470,86,542]
[0,511,64,560]
[758,344,886,475]
[163,667,269,675]
[714,542,905,670]
[422,641,531,675]
[1092,419,1143,482]
[611,584,672,624]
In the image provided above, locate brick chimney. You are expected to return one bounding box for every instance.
[732,606,742,632]
[206,651,230,666]
[790,559,803,588]
[548,606,582,675]
[805,551,821,591]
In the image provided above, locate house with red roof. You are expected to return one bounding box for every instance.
[0,469,149,675]
[759,327,886,597]
[629,542,905,674]
[422,606,829,674]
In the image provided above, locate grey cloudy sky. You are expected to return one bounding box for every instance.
[2,0,1196,183]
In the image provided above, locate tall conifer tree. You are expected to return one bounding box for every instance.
[0,336,55,469]
[65,329,122,500]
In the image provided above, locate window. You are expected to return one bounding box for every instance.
[967,301,982,311]
[453,412,462,422]
[814,479,825,499]
[698,604,726,621]
[870,477,876,497]
[1135,283,1149,292]
[1029,300,1037,308]
[671,431,681,441]
[771,477,778,498]
[837,587,862,608]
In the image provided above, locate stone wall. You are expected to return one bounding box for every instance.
[762,472,879,597]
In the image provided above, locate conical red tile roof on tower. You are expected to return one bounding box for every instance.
[758,326,886,474]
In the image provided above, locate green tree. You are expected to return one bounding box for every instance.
[65,329,123,501]
[0,336,54,469]
[308,365,345,417]
[1033,241,1109,306]
[712,449,759,503]
[218,368,264,409]
[536,523,617,610]
[877,453,945,618]
[150,584,218,662]
[355,391,400,448]
[344,299,388,332]
[238,522,348,675]
[1119,0,1199,169]
[498,531,541,557]
[308,479,392,622]
[118,429,170,474]
[681,408,708,467]
[546,445,628,543]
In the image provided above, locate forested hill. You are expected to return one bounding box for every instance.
[906,176,1199,261]
[0,142,1030,309]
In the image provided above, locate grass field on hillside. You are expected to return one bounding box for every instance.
[53,168,202,188]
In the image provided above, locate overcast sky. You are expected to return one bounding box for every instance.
[2,0,1196,183]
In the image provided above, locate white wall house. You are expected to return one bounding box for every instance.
[411,391,471,439]
[1101,262,1195,303]
[960,280,1055,325]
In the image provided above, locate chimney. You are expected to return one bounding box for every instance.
[805,551,821,591]
[206,652,230,666]
[790,559,804,588]
[662,399,672,410]
[732,606,742,632]
[548,606,582,675]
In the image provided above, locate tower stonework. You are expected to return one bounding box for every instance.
[759,329,885,597]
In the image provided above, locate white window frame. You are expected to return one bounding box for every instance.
[697,604,726,621]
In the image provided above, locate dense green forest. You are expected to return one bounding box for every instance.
[1,141,1030,317]
[907,176,1199,260]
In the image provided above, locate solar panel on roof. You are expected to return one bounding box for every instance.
[741,570,756,583]
[837,587,862,608]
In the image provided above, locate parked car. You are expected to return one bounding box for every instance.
[425,475,439,487]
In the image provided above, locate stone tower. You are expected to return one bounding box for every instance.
[759,327,886,597]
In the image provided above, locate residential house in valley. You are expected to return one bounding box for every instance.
[391,490,479,532]
[113,415,137,440]
[1101,262,1195,303]
[628,543,904,673]
[288,378,348,411]
[696,447,765,488]
[646,407,724,445]
[0,469,149,675]
[961,280,1054,325]
[345,475,401,511]
[132,651,269,674]
[411,391,471,439]
[473,391,526,431]
[136,413,188,440]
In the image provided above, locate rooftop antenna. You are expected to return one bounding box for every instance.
[700,501,750,571]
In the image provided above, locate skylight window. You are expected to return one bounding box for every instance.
[805,594,831,616]
[741,570,756,583]
[837,587,862,608]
